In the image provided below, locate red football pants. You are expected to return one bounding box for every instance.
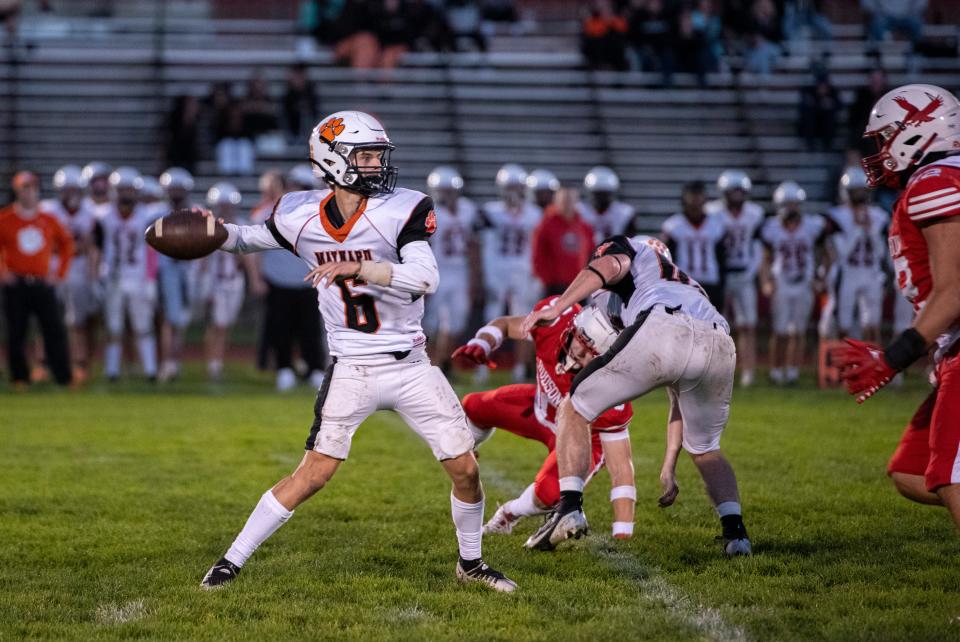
[462,384,604,506]
[888,349,960,492]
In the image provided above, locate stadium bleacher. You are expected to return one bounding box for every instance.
[1,0,959,231]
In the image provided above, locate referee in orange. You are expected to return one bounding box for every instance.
[0,171,74,386]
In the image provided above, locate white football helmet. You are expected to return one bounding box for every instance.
[109,166,143,190]
[160,167,195,192]
[287,163,319,189]
[526,168,559,193]
[308,110,397,196]
[632,234,672,262]
[839,166,870,203]
[496,163,527,188]
[427,166,464,192]
[139,176,164,201]
[560,305,620,372]
[81,161,112,184]
[584,166,620,193]
[862,83,960,187]
[53,165,84,191]
[773,180,806,206]
[206,182,242,207]
[717,169,752,193]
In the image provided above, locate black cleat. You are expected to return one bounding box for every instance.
[524,507,589,551]
[200,557,241,590]
[456,559,518,592]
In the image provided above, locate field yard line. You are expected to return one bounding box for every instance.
[480,459,749,642]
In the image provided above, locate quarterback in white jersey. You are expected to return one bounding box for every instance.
[707,170,765,386]
[577,166,635,243]
[661,181,726,308]
[520,234,750,556]
[827,167,889,343]
[423,166,480,371]
[200,111,516,593]
[99,167,159,381]
[760,181,831,385]
[43,165,102,380]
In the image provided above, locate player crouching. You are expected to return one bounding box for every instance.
[454,297,638,542]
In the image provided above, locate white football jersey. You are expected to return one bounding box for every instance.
[100,205,159,282]
[478,200,541,267]
[827,205,888,271]
[707,200,765,273]
[661,212,726,286]
[761,215,827,284]
[227,187,437,357]
[577,200,634,244]
[82,196,114,221]
[596,235,728,331]
[430,197,477,272]
[42,198,98,245]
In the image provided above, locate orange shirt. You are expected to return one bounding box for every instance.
[0,204,74,280]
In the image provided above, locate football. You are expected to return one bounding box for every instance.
[145,208,228,260]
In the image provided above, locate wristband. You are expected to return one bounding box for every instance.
[883,328,928,371]
[612,522,634,537]
[466,338,492,356]
[586,265,607,287]
[476,324,503,350]
[610,485,637,502]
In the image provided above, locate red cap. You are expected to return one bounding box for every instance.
[12,171,39,190]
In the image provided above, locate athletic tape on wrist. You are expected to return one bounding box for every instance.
[466,338,491,356]
[612,521,634,536]
[358,260,391,287]
[610,485,637,502]
[476,324,503,350]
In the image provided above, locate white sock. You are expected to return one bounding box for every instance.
[224,490,294,567]
[559,476,585,493]
[716,501,742,517]
[450,493,483,561]
[511,363,527,381]
[208,360,223,378]
[786,366,799,381]
[503,483,547,517]
[137,335,157,377]
[105,341,121,377]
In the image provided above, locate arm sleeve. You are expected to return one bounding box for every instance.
[397,196,436,251]
[388,240,439,295]
[221,222,285,254]
[904,172,960,223]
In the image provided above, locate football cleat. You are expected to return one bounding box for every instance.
[483,504,520,535]
[524,508,589,551]
[721,537,753,557]
[455,559,517,593]
[200,558,241,590]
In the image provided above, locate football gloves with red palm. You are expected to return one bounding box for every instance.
[451,340,497,369]
[834,339,898,403]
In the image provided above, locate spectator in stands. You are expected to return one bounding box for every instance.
[376,0,414,69]
[742,0,782,75]
[0,171,74,387]
[331,0,381,68]
[692,0,725,73]
[798,68,842,151]
[282,63,316,142]
[862,0,927,48]
[406,0,455,52]
[582,0,629,71]
[627,0,676,85]
[204,81,233,145]
[216,103,255,176]
[165,94,200,173]
[446,0,488,52]
[0,0,20,50]
[675,3,722,85]
[241,74,279,138]
[847,67,888,153]
[782,0,833,42]
[532,188,595,296]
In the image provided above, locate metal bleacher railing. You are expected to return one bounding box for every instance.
[1,6,959,230]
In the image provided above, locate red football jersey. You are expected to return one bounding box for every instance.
[890,156,960,354]
[528,296,633,432]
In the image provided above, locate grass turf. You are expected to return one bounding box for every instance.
[0,367,957,641]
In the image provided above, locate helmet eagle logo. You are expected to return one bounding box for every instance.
[319,117,345,143]
[893,93,943,126]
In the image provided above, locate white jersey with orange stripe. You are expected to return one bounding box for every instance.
[220,187,439,357]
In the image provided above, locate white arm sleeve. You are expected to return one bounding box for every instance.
[389,240,439,295]
[221,223,283,254]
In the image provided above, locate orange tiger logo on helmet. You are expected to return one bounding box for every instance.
[319,117,346,143]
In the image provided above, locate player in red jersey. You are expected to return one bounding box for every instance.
[454,296,675,544]
[835,84,960,530]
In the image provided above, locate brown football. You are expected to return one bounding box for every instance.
[145,208,228,260]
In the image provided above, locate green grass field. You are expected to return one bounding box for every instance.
[1,368,957,641]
